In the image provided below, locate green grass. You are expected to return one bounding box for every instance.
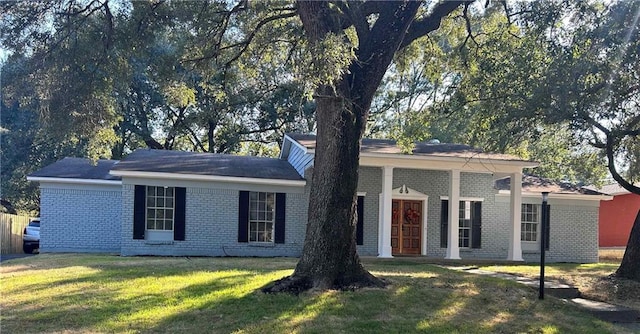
[480,262,620,277]
[0,254,621,333]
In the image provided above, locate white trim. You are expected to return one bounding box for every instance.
[362,152,537,166]
[281,134,309,157]
[392,185,427,198]
[109,170,306,187]
[378,166,394,258]
[357,192,367,197]
[388,193,429,256]
[439,196,485,202]
[446,169,461,260]
[27,176,122,186]
[496,190,613,201]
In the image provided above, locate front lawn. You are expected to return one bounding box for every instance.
[0,254,622,333]
[480,261,640,311]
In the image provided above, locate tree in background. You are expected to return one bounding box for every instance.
[369,3,608,185]
[368,0,640,280]
[1,0,313,213]
[2,0,638,283]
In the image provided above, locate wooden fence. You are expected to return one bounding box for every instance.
[1,213,30,254]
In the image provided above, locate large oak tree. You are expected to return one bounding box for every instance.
[265,1,468,292]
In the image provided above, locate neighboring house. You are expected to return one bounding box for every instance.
[27,134,611,262]
[594,183,640,248]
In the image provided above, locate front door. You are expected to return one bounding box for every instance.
[391,199,422,255]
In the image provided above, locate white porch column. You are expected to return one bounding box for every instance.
[445,169,461,259]
[378,166,394,258]
[507,172,524,261]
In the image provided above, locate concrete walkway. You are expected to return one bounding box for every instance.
[446,266,640,326]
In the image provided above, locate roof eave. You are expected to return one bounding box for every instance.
[497,190,613,201]
[26,176,122,186]
[109,170,306,187]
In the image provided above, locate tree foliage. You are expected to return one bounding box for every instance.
[1,0,313,212]
[369,3,611,185]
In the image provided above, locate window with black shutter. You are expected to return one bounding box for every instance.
[440,199,482,249]
[133,185,186,241]
[239,191,286,244]
[356,196,364,245]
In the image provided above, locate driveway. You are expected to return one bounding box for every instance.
[0,253,36,262]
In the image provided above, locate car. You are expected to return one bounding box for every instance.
[23,218,40,254]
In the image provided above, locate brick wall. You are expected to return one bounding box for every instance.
[522,201,599,263]
[355,169,599,263]
[356,167,382,256]
[120,182,309,257]
[39,184,121,253]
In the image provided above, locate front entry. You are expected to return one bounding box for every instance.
[391,199,422,255]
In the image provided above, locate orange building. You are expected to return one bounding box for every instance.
[597,184,640,248]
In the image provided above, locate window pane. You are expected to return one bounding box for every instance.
[248,192,275,242]
[266,223,273,242]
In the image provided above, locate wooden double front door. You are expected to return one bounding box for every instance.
[391,199,422,255]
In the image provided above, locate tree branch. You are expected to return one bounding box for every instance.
[399,1,468,49]
[605,133,640,195]
[182,9,298,65]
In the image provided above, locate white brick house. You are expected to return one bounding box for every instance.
[27,134,610,262]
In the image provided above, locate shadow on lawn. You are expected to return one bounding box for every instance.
[2,257,615,334]
[146,263,612,333]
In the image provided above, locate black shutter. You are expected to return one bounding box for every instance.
[238,191,249,242]
[544,204,550,251]
[471,201,482,249]
[174,187,186,241]
[356,196,364,245]
[274,193,286,244]
[133,185,146,239]
[440,200,448,248]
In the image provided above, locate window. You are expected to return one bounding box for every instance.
[146,186,174,231]
[440,199,482,249]
[521,203,539,242]
[249,192,275,242]
[458,201,472,248]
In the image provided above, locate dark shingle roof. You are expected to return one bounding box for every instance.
[588,183,640,196]
[111,149,304,181]
[495,175,604,195]
[287,133,532,162]
[29,158,121,181]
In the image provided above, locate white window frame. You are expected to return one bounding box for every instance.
[458,200,472,248]
[146,186,175,241]
[521,203,540,242]
[248,191,275,243]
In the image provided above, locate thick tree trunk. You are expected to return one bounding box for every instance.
[615,209,640,281]
[263,85,385,293]
[263,0,463,294]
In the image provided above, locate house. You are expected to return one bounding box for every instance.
[27,134,611,262]
[594,183,640,248]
